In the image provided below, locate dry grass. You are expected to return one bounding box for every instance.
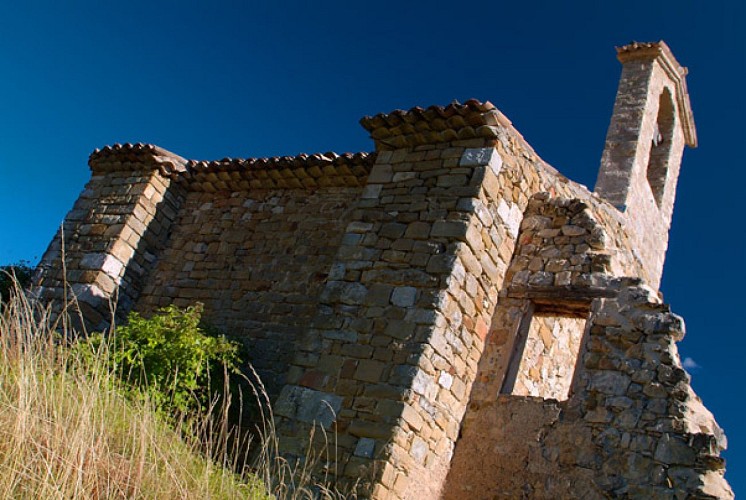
[0,279,269,499]
[0,276,357,499]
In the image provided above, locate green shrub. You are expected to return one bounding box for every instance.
[0,260,34,304]
[78,302,240,416]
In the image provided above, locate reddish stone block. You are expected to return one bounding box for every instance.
[299,369,328,390]
[475,317,489,341]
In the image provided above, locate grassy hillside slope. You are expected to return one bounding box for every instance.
[0,283,271,499]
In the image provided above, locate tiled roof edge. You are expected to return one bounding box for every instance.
[184,151,374,175]
[88,143,188,176]
[88,144,375,190]
[182,151,375,191]
[359,99,503,150]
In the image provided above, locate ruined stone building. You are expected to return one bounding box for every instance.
[34,41,733,498]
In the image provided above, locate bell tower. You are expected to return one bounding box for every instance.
[595,41,696,288]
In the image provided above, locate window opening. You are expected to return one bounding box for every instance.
[501,304,587,401]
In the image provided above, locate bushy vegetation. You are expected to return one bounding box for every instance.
[75,303,240,416]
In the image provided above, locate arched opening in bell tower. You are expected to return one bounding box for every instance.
[646,87,675,207]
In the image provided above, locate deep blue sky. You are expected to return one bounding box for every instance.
[1,1,743,493]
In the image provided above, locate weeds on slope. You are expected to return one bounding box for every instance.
[0,275,355,499]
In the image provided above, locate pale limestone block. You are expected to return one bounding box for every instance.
[402,402,425,431]
[274,385,342,429]
[410,436,428,464]
[438,371,454,390]
[361,184,382,199]
[460,148,503,177]
[71,283,106,306]
[507,204,523,238]
[496,200,511,225]
[369,164,393,183]
[392,171,416,182]
[354,437,376,458]
[101,254,125,280]
[346,221,374,233]
[79,252,107,270]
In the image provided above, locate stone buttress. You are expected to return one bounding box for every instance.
[33,144,187,331]
[32,41,732,499]
[273,101,518,498]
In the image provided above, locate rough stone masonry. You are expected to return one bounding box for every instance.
[33,41,733,498]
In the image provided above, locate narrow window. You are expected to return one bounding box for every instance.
[502,305,587,401]
[646,88,675,207]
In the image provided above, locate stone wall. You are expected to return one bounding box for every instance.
[444,282,731,499]
[136,185,363,396]
[132,153,372,397]
[268,100,614,497]
[444,189,732,498]
[508,313,586,400]
[272,107,504,497]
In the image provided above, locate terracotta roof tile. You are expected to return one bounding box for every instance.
[88,143,374,190]
[360,99,504,150]
[182,151,374,191]
[88,143,188,176]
